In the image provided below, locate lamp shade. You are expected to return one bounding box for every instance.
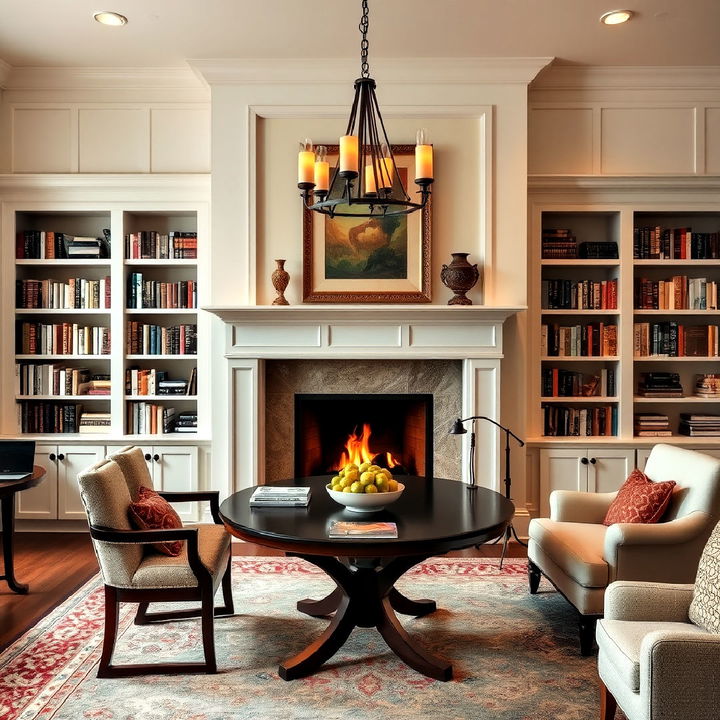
[449,418,467,435]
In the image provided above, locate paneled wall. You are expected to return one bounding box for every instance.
[529,67,720,176]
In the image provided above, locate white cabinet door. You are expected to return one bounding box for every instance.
[152,446,198,521]
[587,449,635,494]
[16,445,59,519]
[57,445,105,520]
[539,449,586,516]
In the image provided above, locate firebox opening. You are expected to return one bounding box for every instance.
[294,393,433,478]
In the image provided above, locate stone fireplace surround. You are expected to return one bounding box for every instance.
[207,305,522,493]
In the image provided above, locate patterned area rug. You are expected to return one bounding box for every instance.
[1,557,610,720]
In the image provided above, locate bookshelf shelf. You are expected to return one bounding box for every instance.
[125,395,198,401]
[634,356,719,362]
[125,308,197,315]
[15,354,109,360]
[541,356,620,362]
[15,308,111,315]
[634,396,720,403]
[541,259,621,267]
[633,309,720,316]
[125,354,198,360]
[634,260,720,266]
[541,309,620,316]
[16,259,110,267]
[540,396,617,403]
[124,259,197,267]
[15,395,109,401]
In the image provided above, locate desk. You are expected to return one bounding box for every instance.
[220,475,514,681]
[0,466,46,593]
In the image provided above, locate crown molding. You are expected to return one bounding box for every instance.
[188,57,554,86]
[528,175,720,193]
[1,65,208,92]
[532,65,720,91]
[0,173,210,192]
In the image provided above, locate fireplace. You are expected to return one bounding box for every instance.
[294,393,433,478]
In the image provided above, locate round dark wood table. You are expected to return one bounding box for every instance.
[219,475,514,681]
[1,465,46,594]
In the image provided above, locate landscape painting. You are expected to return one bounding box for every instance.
[303,145,431,304]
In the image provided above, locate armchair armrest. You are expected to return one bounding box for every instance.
[642,631,720,715]
[605,512,710,582]
[604,580,694,622]
[550,490,616,523]
[89,524,211,584]
[157,490,221,523]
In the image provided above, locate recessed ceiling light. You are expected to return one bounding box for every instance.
[600,9,633,25]
[93,11,128,26]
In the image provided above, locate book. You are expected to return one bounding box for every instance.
[328,521,398,538]
[250,486,311,507]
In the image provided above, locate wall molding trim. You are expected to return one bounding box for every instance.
[189,57,553,86]
[0,173,210,192]
[528,175,720,193]
[2,65,208,92]
[533,65,720,91]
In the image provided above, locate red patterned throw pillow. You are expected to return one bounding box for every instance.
[603,469,676,526]
[128,486,183,556]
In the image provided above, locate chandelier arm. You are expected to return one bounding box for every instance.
[357,82,369,196]
[369,89,411,201]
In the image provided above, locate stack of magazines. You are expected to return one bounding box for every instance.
[249,486,311,507]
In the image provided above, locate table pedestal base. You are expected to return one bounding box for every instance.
[281,553,451,682]
[1,494,28,594]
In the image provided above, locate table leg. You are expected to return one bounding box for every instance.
[281,553,451,681]
[1,493,28,594]
[297,586,343,617]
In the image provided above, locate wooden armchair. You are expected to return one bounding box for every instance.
[77,447,233,677]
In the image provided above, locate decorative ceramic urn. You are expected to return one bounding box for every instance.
[271,258,290,305]
[440,253,479,305]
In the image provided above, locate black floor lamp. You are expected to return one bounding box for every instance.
[449,416,526,569]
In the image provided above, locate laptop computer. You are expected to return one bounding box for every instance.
[0,440,36,481]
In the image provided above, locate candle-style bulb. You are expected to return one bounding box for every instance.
[416,128,428,146]
[301,138,313,152]
[314,145,329,193]
[298,138,316,187]
[415,129,433,183]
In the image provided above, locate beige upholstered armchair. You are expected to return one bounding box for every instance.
[597,580,720,719]
[527,444,720,654]
[77,446,233,677]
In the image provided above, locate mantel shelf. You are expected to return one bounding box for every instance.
[203,304,526,324]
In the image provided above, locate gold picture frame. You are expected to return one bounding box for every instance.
[302,144,431,303]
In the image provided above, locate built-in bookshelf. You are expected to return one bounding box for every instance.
[5,207,206,440]
[531,204,720,443]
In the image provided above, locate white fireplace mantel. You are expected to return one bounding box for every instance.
[205,304,525,493]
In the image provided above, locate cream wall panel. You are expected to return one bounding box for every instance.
[528,108,593,175]
[706,108,720,174]
[600,107,695,174]
[151,107,210,172]
[78,108,149,172]
[13,108,73,172]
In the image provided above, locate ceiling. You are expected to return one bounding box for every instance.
[1,0,719,70]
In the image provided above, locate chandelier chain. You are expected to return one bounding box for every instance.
[359,0,370,78]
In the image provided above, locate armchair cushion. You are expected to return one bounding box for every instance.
[597,618,705,693]
[128,486,183,557]
[528,518,608,587]
[130,524,231,589]
[112,445,154,500]
[603,469,676,526]
[689,520,720,633]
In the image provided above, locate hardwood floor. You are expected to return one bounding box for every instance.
[0,532,527,652]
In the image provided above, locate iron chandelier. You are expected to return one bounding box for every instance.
[297,0,434,218]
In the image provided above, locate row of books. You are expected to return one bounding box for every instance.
[126,323,197,355]
[541,322,618,357]
[15,230,110,260]
[78,412,111,434]
[541,368,616,398]
[173,412,197,433]
[125,367,197,396]
[542,404,618,437]
[633,322,719,357]
[125,231,198,260]
[127,403,179,435]
[635,413,671,437]
[541,279,618,310]
[127,274,198,309]
[695,374,720,398]
[541,228,577,259]
[637,372,683,398]
[18,323,111,356]
[634,227,720,260]
[15,364,110,397]
[16,277,111,310]
[18,401,85,433]
[634,276,718,310]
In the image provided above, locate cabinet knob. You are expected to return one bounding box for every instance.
[144,453,152,461]
[153,454,160,462]
[57,453,65,461]
[589,457,597,465]
[48,453,56,461]
[580,457,589,465]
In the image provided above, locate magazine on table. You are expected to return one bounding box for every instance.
[328,521,398,539]
[249,486,311,507]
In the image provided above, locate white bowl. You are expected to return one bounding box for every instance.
[326,482,405,513]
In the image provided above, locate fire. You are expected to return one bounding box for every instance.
[335,423,400,470]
